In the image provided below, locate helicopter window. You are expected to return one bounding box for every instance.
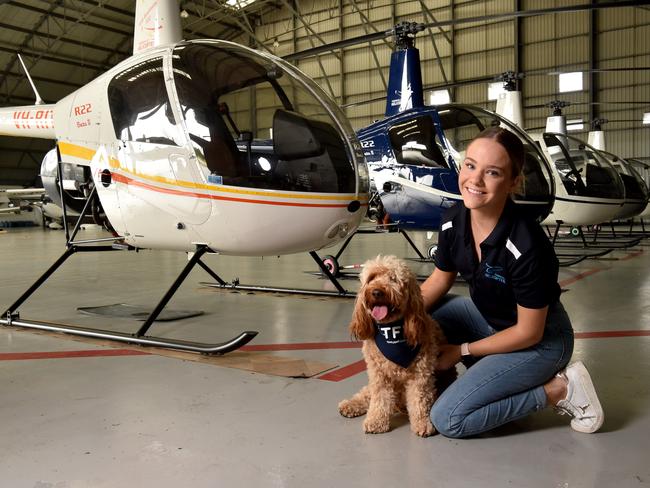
[543,134,587,196]
[544,133,624,199]
[107,57,182,146]
[170,43,357,193]
[387,116,446,167]
[513,149,551,199]
[620,173,646,200]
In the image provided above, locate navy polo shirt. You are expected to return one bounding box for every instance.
[434,199,561,330]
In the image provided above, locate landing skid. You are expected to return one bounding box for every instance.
[555,247,614,267]
[305,225,434,280]
[201,251,356,298]
[547,223,641,250]
[0,163,256,355]
[1,244,257,354]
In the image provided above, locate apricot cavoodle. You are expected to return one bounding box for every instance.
[338,255,449,437]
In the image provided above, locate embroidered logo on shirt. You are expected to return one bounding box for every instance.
[484,263,506,284]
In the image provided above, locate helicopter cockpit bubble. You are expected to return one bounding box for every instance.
[436,104,556,221]
[543,133,625,200]
[169,41,368,195]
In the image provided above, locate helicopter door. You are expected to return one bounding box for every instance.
[107,56,211,226]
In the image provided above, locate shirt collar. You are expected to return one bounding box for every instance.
[482,198,516,248]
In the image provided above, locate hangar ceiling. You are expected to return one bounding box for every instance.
[0,0,280,186]
[0,0,649,187]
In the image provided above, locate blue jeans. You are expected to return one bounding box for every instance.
[430,295,574,438]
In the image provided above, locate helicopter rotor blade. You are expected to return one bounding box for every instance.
[284,0,649,61]
[525,101,650,109]
[341,75,496,109]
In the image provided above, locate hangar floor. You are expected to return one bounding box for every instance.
[1,225,648,488]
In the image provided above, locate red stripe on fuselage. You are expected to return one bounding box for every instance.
[111,172,360,208]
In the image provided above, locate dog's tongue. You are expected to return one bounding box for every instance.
[371,305,389,321]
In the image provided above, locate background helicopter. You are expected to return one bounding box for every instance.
[298,21,555,270]
[0,0,369,354]
[355,23,555,234]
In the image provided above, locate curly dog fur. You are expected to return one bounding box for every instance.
[338,255,449,437]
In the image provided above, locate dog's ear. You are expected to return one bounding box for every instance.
[403,274,427,346]
[349,293,375,340]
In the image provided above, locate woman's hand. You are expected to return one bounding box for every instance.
[435,344,462,371]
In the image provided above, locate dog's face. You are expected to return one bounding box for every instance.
[359,255,414,324]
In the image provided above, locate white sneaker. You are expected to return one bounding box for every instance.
[555,361,604,433]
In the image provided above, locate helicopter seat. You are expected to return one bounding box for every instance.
[401,147,439,167]
[272,109,351,193]
[586,163,615,198]
[191,108,243,182]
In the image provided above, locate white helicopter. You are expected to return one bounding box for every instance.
[0,187,45,216]
[628,159,650,221]
[494,83,626,230]
[586,120,649,221]
[0,0,369,354]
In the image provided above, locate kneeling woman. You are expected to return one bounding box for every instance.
[422,127,604,438]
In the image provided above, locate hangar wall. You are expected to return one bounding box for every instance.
[245,0,649,161]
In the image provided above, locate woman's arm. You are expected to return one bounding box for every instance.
[467,305,548,355]
[421,267,457,311]
[436,304,549,370]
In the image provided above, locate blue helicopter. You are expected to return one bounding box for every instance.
[354,22,555,235]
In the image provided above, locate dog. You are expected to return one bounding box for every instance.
[338,255,449,437]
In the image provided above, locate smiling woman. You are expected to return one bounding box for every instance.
[420,127,604,438]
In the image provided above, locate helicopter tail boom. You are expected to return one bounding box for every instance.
[0,104,56,139]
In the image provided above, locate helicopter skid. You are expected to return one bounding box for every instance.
[201,251,355,298]
[1,244,260,355]
[0,317,257,355]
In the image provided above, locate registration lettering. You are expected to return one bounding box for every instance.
[12,109,54,129]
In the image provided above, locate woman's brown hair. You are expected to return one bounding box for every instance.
[472,126,524,181]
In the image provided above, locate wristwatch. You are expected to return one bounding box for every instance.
[460,342,472,357]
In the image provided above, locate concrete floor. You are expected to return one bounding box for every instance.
[0,225,648,488]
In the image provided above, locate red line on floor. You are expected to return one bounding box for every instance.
[318,360,367,382]
[559,267,603,287]
[620,249,644,260]
[0,349,150,361]
[318,329,650,382]
[575,329,650,339]
[241,341,361,352]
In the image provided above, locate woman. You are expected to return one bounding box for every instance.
[421,127,604,438]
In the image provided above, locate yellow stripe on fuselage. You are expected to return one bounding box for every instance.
[57,141,367,202]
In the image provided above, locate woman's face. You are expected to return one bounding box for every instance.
[459,137,520,215]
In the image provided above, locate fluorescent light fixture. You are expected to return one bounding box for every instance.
[644,113,650,125]
[227,0,256,8]
[488,82,506,101]
[567,119,584,131]
[428,89,450,105]
[559,72,583,93]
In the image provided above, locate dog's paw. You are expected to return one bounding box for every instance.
[411,419,436,437]
[338,399,366,418]
[363,417,390,434]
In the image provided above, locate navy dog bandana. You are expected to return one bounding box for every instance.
[374,319,421,368]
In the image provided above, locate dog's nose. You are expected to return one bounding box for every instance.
[372,289,384,299]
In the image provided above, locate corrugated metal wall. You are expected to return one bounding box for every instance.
[249,0,649,160]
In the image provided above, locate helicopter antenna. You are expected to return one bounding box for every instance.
[17,54,44,105]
